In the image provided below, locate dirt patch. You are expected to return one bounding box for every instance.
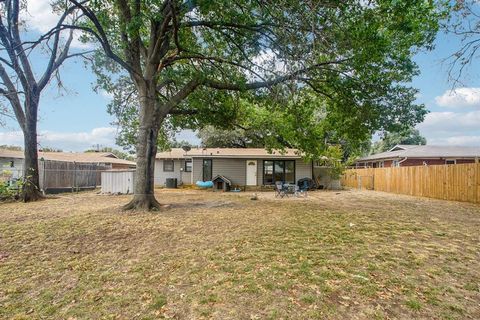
[0,189,479,319]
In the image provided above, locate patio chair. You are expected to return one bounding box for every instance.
[297,181,309,197]
[275,181,286,198]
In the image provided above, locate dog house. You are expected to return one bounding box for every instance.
[212,175,231,192]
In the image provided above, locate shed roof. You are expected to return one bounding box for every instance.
[212,175,232,185]
[0,149,136,166]
[156,148,302,159]
[357,145,480,162]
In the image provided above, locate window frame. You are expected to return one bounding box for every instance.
[163,159,174,172]
[263,160,296,185]
[202,159,212,181]
[445,159,457,165]
[184,159,192,172]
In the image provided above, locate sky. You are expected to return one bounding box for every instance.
[1,2,480,151]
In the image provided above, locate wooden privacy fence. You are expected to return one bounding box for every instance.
[342,163,480,203]
[39,160,109,192]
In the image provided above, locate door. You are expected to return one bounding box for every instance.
[246,160,257,186]
[203,159,212,181]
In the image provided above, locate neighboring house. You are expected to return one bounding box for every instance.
[0,149,136,192]
[155,148,319,189]
[0,149,136,175]
[355,145,480,168]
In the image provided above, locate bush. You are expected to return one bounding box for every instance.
[0,180,21,201]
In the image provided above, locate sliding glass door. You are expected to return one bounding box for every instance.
[263,160,295,185]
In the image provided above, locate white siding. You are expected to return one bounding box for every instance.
[0,157,23,179]
[101,170,135,194]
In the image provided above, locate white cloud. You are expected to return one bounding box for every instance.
[417,111,480,133]
[428,135,480,146]
[24,0,92,50]
[99,90,114,100]
[0,127,119,151]
[416,110,480,147]
[0,128,202,151]
[23,0,60,33]
[435,87,480,108]
[175,130,201,145]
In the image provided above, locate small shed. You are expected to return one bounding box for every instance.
[101,170,135,194]
[212,175,231,191]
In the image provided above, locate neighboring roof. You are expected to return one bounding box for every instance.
[0,149,136,166]
[156,148,302,159]
[357,145,480,162]
[388,144,420,152]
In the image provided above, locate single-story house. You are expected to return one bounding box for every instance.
[155,147,339,189]
[355,145,480,168]
[1,149,136,175]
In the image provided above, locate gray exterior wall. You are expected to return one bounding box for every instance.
[192,158,246,186]
[192,158,203,183]
[191,157,312,186]
[154,159,192,186]
[296,159,312,182]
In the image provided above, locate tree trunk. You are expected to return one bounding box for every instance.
[123,83,163,210]
[21,98,43,202]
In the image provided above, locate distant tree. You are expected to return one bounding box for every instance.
[371,128,427,153]
[0,1,83,201]
[84,147,135,161]
[443,1,480,84]
[167,140,195,149]
[0,145,22,151]
[197,126,264,148]
[39,147,63,152]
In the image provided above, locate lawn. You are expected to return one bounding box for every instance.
[0,189,479,319]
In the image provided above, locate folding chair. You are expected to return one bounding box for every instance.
[275,181,286,198]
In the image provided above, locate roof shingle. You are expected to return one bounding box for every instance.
[357,145,480,162]
[0,149,136,166]
[156,148,302,159]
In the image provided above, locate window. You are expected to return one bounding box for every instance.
[445,159,456,165]
[273,161,284,183]
[263,160,295,185]
[9,160,14,168]
[203,159,212,181]
[392,160,400,167]
[284,161,295,183]
[264,161,274,184]
[184,159,192,172]
[378,161,384,168]
[163,160,174,172]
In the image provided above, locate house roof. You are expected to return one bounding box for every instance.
[357,145,480,162]
[0,149,136,166]
[156,148,302,159]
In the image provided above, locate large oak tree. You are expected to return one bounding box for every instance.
[67,0,442,210]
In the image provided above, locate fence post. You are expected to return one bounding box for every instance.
[73,161,76,193]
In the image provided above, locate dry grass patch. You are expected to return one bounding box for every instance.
[0,189,479,319]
